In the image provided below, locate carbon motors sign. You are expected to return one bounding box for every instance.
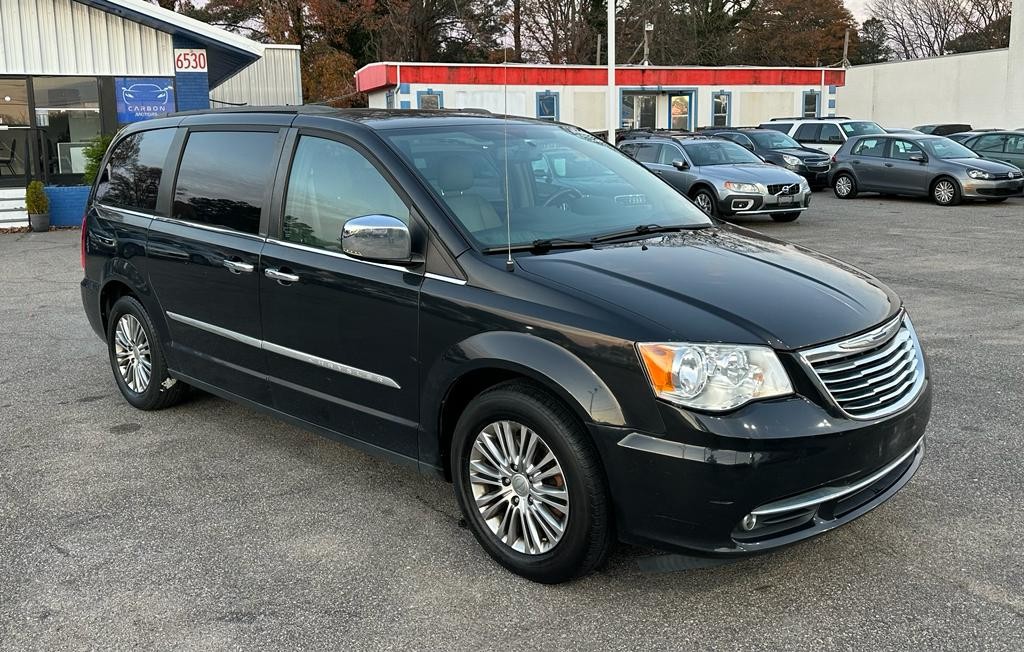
[174,48,208,73]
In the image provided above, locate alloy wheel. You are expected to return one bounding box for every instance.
[934,180,955,204]
[694,192,714,215]
[114,314,152,393]
[468,420,569,555]
[835,176,852,196]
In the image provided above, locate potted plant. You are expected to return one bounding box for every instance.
[26,180,49,232]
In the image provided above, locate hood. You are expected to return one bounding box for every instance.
[945,157,1020,173]
[697,163,805,184]
[515,227,899,350]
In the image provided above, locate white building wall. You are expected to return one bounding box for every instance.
[0,0,174,76]
[371,83,833,130]
[838,49,1010,128]
[209,45,302,106]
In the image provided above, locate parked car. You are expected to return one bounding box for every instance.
[951,130,1024,169]
[619,133,810,221]
[703,128,832,188]
[758,117,886,155]
[914,124,972,136]
[829,133,1023,205]
[884,127,921,134]
[947,129,1002,144]
[82,108,931,583]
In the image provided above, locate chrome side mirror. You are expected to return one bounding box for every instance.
[908,154,928,164]
[671,159,690,170]
[341,215,412,262]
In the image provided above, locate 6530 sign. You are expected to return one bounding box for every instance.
[174,49,208,73]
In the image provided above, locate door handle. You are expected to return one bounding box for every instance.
[884,162,894,167]
[222,259,254,274]
[265,268,300,283]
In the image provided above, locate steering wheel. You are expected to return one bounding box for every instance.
[543,187,584,208]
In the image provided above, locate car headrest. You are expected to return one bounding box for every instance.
[438,157,474,193]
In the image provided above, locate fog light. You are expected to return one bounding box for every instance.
[741,513,758,531]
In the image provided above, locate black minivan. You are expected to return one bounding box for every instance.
[81,107,931,583]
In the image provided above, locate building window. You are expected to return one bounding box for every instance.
[417,90,443,110]
[536,92,559,121]
[385,91,395,109]
[669,94,692,130]
[33,77,102,177]
[622,93,657,129]
[712,92,730,127]
[802,91,820,118]
[0,79,31,184]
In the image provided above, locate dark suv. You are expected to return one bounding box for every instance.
[82,107,931,583]
[704,128,832,187]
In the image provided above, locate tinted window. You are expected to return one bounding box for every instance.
[172,131,279,234]
[1006,135,1024,154]
[658,143,684,165]
[282,136,409,251]
[760,122,792,133]
[973,134,1005,153]
[890,140,924,160]
[681,140,763,166]
[794,124,819,142]
[95,128,174,212]
[633,143,663,164]
[819,124,842,143]
[852,138,886,157]
[749,131,801,149]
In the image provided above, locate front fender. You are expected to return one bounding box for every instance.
[418,331,627,473]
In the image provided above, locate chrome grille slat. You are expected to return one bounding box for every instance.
[800,315,926,420]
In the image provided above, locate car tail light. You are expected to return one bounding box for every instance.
[80,212,87,268]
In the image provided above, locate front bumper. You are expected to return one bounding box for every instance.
[588,379,931,556]
[719,189,812,215]
[961,178,1023,198]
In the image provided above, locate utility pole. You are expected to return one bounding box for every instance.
[606,0,617,144]
[596,34,602,66]
[641,22,654,66]
[842,28,851,67]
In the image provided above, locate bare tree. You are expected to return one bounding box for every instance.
[867,0,1011,59]
[521,0,602,63]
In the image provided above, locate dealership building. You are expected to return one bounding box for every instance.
[0,0,301,227]
[355,62,846,133]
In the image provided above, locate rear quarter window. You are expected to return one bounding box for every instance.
[94,128,175,213]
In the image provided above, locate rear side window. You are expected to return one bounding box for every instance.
[282,136,409,251]
[95,129,174,212]
[973,134,1006,153]
[172,130,279,235]
[794,124,820,142]
[633,143,663,164]
[852,138,886,157]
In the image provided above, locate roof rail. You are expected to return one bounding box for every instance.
[769,116,851,121]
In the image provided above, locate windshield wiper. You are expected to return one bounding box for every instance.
[482,238,593,254]
[590,223,704,243]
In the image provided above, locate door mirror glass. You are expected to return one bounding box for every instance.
[671,159,689,170]
[342,215,412,262]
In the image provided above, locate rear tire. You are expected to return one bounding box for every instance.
[107,295,187,410]
[931,177,961,206]
[770,212,800,222]
[451,382,613,584]
[833,173,857,199]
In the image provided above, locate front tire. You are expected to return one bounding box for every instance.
[107,295,187,410]
[451,382,613,583]
[932,177,961,206]
[692,188,718,217]
[833,173,857,199]
[770,212,800,222]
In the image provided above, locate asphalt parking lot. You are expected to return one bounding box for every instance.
[1,192,1022,650]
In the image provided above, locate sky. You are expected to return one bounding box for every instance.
[845,0,871,21]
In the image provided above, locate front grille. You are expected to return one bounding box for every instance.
[800,315,925,419]
[767,183,800,195]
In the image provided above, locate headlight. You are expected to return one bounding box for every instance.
[637,342,793,411]
[782,154,801,166]
[724,181,759,193]
[967,169,993,180]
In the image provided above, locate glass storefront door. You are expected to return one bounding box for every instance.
[33,77,102,180]
[670,93,693,131]
[0,79,33,187]
[621,93,657,130]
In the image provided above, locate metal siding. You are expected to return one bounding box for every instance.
[0,0,173,76]
[209,46,302,106]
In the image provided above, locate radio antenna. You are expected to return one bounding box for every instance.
[502,47,514,272]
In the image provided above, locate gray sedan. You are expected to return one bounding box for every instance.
[829,133,1023,206]
[621,135,811,222]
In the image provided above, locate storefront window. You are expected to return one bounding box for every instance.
[34,77,102,177]
[0,79,31,185]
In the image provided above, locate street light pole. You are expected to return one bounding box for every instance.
[606,0,616,144]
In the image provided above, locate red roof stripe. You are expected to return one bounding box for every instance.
[355,63,845,93]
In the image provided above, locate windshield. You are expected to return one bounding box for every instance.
[748,131,801,150]
[920,137,978,159]
[682,140,764,166]
[841,121,885,136]
[382,123,712,249]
